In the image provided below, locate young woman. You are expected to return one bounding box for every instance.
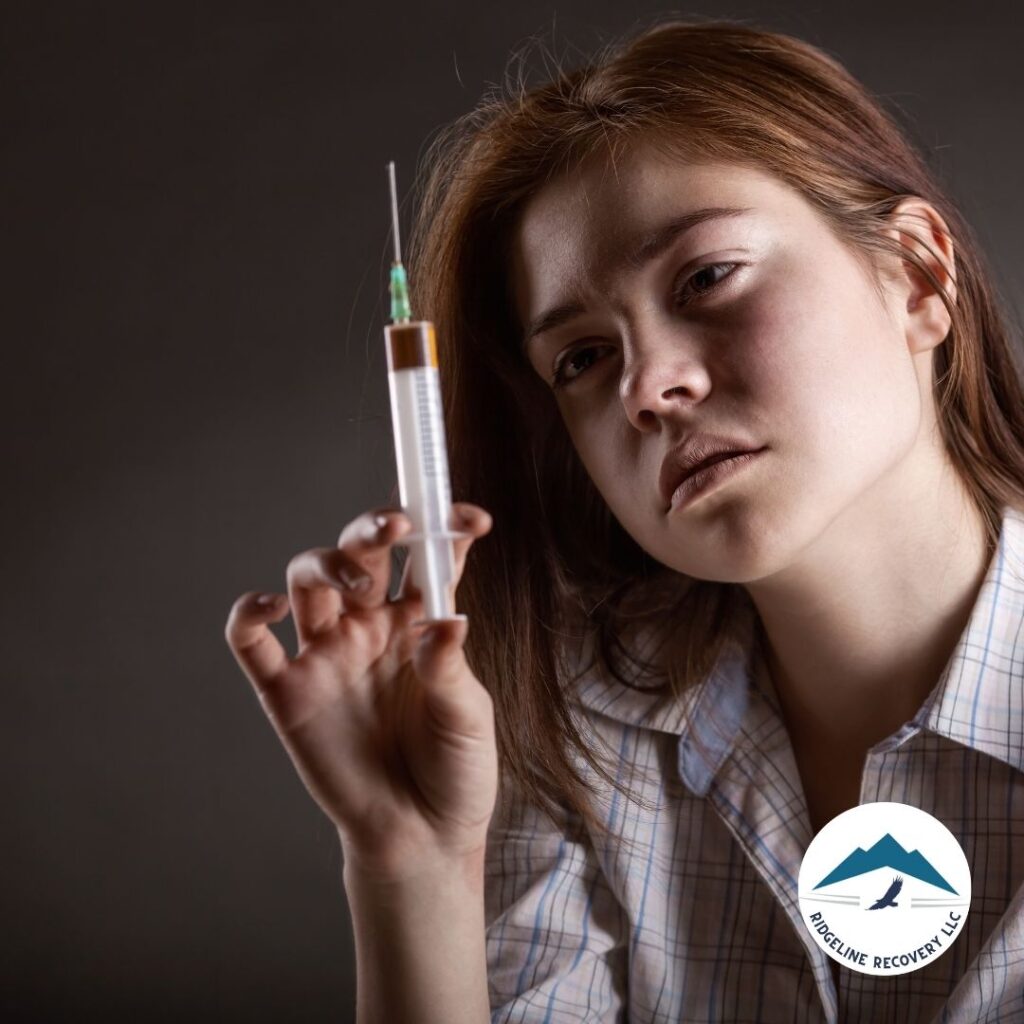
[225,18,1024,1023]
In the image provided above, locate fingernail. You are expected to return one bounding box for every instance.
[256,593,279,606]
[338,567,372,590]
[373,514,389,531]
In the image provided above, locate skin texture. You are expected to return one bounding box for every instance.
[512,143,990,836]
[224,503,500,879]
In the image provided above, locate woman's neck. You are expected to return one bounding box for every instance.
[744,454,992,759]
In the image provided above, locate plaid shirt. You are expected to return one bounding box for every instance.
[485,504,1024,1023]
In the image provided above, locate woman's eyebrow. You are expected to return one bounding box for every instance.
[521,205,753,353]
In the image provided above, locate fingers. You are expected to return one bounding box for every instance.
[282,506,412,648]
[284,543,385,649]
[334,508,414,610]
[282,503,492,649]
[225,592,292,705]
[445,503,493,593]
[392,503,492,603]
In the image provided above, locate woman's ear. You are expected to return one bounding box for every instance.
[882,197,958,355]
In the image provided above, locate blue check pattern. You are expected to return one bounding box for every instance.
[485,504,1024,1022]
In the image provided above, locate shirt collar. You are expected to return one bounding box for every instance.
[569,591,759,797]
[903,503,1024,774]
[569,503,1024,786]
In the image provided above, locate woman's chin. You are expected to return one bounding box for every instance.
[661,505,800,584]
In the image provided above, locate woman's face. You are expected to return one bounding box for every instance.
[511,145,947,583]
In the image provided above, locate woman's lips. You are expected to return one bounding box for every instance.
[668,448,765,512]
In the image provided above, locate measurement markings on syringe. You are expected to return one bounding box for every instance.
[415,371,443,477]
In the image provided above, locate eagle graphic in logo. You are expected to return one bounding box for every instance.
[866,874,903,910]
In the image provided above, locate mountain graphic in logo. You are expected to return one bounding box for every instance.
[813,832,957,894]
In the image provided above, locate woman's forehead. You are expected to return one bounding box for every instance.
[514,155,789,269]
[512,154,782,248]
[510,154,799,319]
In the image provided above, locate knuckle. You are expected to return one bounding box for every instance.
[226,593,254,630]
[286,547,326,580]
[284,550,305,576]
[338,514,373,547]
[369,507,409,533]
[339,508,406,549]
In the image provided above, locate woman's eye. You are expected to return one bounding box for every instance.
[673,260,740,307]
[549,261,742,390]
[551,344,605,391]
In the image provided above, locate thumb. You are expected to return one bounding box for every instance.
[412,616,470,690]
[411,617,486,732]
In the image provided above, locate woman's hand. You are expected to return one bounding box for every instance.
[224,503,497,880]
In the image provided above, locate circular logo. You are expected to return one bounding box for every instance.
[797,802,971,976]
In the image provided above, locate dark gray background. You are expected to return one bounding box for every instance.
[4,1,1020,1020]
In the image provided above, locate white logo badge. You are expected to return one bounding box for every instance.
[797,802,971,976]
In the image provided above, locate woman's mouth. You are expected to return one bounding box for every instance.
[668,448,765,512]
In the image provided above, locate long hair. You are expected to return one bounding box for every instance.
[400,17,1024,843]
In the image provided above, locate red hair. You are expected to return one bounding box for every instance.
[401,17,1024,841]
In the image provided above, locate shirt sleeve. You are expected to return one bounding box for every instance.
[483,777,629,1023]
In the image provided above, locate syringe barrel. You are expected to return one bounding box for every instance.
[384,319,465,625]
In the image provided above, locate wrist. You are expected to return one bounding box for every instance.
[341,834,491,1024]
[339,834,487,891]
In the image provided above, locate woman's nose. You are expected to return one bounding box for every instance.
[619,334,713,427]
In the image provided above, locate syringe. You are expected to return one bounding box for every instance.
[384,160,468,626]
